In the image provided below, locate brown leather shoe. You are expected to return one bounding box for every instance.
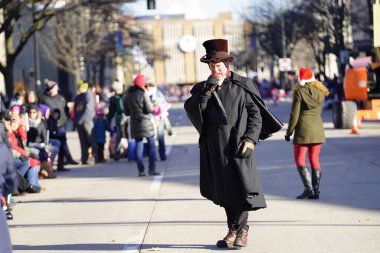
[216,229,237,248]
[234,225,249,247]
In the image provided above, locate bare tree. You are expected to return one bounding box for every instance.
[245,0,369,78]
[39,4,120,83]
[0,0,136,96]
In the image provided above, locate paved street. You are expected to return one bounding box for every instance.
[8,100,380,253]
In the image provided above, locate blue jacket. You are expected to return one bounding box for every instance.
[92,118,111,144]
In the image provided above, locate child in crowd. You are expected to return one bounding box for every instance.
[92,108,111,163]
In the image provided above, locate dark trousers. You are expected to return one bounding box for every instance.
[97,143,105,162]
[77,122,94,163]
[224,206,249,229]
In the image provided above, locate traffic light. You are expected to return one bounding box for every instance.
[147,0,156,9]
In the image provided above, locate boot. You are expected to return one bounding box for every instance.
[234,225,249,247]
[309,169,321,199]
[216,227,238,248]
[296,166,314,199]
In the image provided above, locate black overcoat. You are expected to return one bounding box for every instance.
[184,72,268,211]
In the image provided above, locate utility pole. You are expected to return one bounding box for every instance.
[280,0,287,90]
[32,2,41,92]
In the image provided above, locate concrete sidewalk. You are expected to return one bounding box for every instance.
[9,101,380,252]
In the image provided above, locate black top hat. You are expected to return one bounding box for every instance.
[200,39,235,63]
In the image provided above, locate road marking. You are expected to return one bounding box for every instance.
[150,174,163,192]
[123,229,145,252]
[165,145,172,156]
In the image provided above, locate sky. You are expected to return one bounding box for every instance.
[125,0,252,20]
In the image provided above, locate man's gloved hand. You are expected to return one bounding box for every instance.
[285,135,291,142]
[235,139,255,159]
[202,76,219,94]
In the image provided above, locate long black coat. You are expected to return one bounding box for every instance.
[184,72,267,211]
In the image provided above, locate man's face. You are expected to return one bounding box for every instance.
[208,61,228,80]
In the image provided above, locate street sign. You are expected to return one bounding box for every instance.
[279,58,292,72]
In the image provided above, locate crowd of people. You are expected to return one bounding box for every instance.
[0,74,172,223]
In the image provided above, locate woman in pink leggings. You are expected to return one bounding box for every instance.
[285,68,329,199]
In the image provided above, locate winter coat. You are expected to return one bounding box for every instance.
[0,142,16,253]
[74,90,95,126]
[7,130,40,168]
[184,72,267,211]
[92,118,111,144]
[286,84,326,144]
[40,94,69,127]
[27,117,48,145]
[47,117,66,140]
[124,86,155,139]
[107,94,125,125]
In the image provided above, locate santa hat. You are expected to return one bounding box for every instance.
[298,68,315,86]
[133,74,145,87]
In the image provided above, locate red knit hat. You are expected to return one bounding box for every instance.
[134,74,145,87]
[298,68,315,86]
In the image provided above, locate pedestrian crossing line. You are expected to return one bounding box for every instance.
[165,145,172,156]
[150,174,164,192]
[123,229,145,252]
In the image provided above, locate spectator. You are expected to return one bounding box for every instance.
[40,79,77,165]
[26,90,39,108]
[5,114,41,193]
[107,80,128,160]
[146,80,172,161]
[124,74,159,176]
[92,108,111,163]
[26,104,57,178]
[74,81,96,165]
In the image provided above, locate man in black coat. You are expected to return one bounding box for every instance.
[184,39,267,248]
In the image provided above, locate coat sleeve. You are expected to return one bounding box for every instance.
[0,144,17,196]
[107,97,116,122]
[143,93,153,114]
[243,92,262,144]
[123,95,130,116]
[78,91,95,125]
[184,83,211,135]
[286,90,301,136]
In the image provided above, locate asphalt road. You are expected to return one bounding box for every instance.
[8,100,380,253]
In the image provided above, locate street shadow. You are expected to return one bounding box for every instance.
[10,219,378,230]
[16,197,206,204]
[13,243,222,251]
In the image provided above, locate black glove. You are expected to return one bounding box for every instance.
[285,135,291,142]
[235,139,255,159]
[202,76,219,94]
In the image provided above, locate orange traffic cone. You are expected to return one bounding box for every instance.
[351,116,359,134]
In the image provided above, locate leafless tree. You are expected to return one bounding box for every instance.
[0,0,136,96]
[39,4,120,83]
